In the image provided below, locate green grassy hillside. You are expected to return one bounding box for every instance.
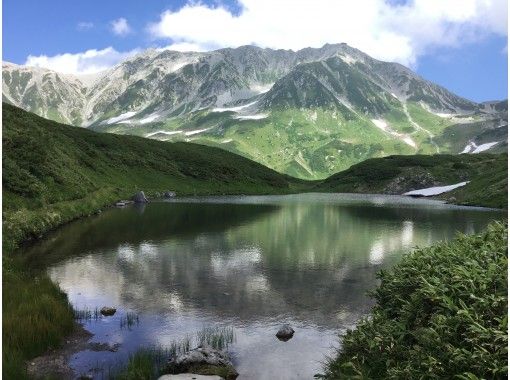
[3,103,307,250]
[317,154,508,208]
[322,222,508,379]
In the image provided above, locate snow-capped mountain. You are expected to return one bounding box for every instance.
[3,44,507,179]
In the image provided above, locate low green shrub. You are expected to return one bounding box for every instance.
[323,222,508,379]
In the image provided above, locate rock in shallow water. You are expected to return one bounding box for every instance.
[158,375,223,380]
[100,306,116,316]
[133,191,149,203]
[276,324,295,341]
[164,191,176,198]
[165,345,238,380]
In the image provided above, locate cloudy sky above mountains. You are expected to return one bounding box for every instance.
[4,0,508,101]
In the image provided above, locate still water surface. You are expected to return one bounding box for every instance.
[23,193,503,379]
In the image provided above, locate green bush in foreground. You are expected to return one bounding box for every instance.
[323,222,508,379]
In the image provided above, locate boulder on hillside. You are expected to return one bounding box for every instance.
[133,191,149,203]
[164,191,176,198]
[165,345,238,380]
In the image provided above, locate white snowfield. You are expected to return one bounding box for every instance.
[435,112,455,118]
[145,130,183,137]
[404,181,469,197]
[235,114,268,120]
[371,119,417,148]
[212,101,257,113]
[461,141,499,154]
[139,113,161,124]
[184,127,212,136]
[250,83,274,94]
[145,127,213,138]
[105,111,137,124]
[472,142,499,153]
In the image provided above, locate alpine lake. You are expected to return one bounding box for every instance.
[20,193,504,379]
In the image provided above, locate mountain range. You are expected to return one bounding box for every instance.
[3,43,507,179]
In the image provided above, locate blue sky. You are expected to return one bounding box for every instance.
[3,0,508,102]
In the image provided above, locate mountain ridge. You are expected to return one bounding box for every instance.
[3,43,507,179]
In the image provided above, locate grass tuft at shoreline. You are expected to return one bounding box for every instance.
[322,222,508,379]
[3,258,75,379]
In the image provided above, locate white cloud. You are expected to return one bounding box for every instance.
[20,0,508,76]
[111,17,132,36]
[148,0,508,66]
[77,21,94,31]
[25,47,139,75]
[159,42,208,52]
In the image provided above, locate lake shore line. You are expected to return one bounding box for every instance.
[4,194,506,378]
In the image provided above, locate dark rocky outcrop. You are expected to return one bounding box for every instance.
[133,191,149,203]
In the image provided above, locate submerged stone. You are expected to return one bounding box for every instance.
[100,306,116,316]
[158,375,223,380]
[276,324,295,341]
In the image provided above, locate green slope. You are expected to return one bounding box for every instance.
[316,153,508,208]
[2,103,306,249]
[92,101,506,180]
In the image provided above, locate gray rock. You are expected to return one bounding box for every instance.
[133,191,149,203]
[164,191,176,198]
[115,201,127,207]
[100,307,116,316]
[276,324,295,341]
[165,345,238,379]
[77,375,94,380]
[158,375,223,380]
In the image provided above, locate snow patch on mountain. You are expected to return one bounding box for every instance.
[146,130,182,137]
[404,181,469,196]
[472,141,499,153]
[338,54,359,65]
[461,141,500,154]
[435,112,455,118]
[250,83,274,94]
[139,113,161,124]
[235,114,268,120]
[184,127,213,136]
[212,101,257,113]
[371,119,417,148]
[105,111,137,124]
